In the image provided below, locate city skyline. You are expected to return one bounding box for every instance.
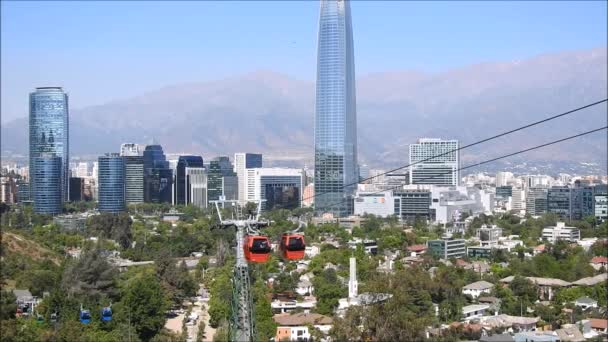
[2,1,607,122]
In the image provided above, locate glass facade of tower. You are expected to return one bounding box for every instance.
[98,154,126,213]
[143,145,172,203]
[29,87,69,211]
[32,155,63,214]
[175,156,204,205]
[314,0,358,217]
[208,157,237,203]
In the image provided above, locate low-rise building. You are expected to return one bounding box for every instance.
[500,276,571,300]
[480,314,539,332]
[541,222,580,243]
[348,238,378,255]
[427,238,466,259]
[274,313,333,341]
[462,304,490,322]
[574,297,598,310]
[555,326,585,342]
[468,246,493,258]
[477,225,503,247]
[271,297,317,314]
[406,244,427,257]
[590,256,608,270]
[462,281,494,299]
[590,318,608,335]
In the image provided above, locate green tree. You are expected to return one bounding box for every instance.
[313,269,346,315]
[117,269,168,340]
[0,290,17,320]
[62,248,118,298]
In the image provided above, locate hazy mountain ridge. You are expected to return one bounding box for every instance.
[2,47,606,170]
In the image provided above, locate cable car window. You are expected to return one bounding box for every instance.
[251,239,271,253]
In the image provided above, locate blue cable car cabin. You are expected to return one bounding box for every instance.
[101,307,113,321]
[79,309,91,324]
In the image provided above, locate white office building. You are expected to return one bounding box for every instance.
[409,138,459,186]
[120,143,141,157]
[496,172,514,187]
[234,153,262,202]
[542,222,580,243]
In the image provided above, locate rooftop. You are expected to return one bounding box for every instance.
[571,273,607,286]
[406,244,427,252]
[12,289,33,300]
[273,313,333,326]
[479,334,515,342]
[575,297,597,304]
[499,276,570,287]
[591,256,608,264]
[555,326,585,342]
[463,280,494,291]
[462,304,490,314]
[590,318,608,330]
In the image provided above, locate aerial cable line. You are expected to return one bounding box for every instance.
[320,126,608,210]
[304,98,608,203]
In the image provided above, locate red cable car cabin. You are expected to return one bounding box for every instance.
[280,234,306,260]
[244,235,271,263]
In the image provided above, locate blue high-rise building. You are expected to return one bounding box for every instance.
[314,0,358,217]
[32,155,63,214]
[143,145,172,203]
[29,87,69,212]
[174,156,204,205]
[98,153,126,213]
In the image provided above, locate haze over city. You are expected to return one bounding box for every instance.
[1,1,607,342]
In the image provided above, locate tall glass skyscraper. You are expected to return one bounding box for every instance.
[29,87,69,213]
[143,145,172,203]
[98,153,126,213]
[32,155,63,214]
[314,0,358,217]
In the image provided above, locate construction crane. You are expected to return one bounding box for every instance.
[212,199,267,342]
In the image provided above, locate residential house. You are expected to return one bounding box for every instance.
[406,244,427,257]
[555,326,585,342]
[462,304,490,322]
[480,314,539,333]
[462,281,494,299]
[478,296,501,313]
[590,318,608,335]
[533,244,545,255]
[574,297,598,310]
[296,273,314,296]
[274,312,333,341]
[590,256,608,270]
[304,245,320,258]
[271,297,317,314]
[499,276,570,300]
[479,334,515,342]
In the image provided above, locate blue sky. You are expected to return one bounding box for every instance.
[1,0,606,122]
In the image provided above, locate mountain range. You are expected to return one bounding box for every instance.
[2,47,607,171]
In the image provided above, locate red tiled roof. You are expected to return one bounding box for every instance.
[534,244,545,251]
[407,244,427,252]
[590,318,608,330]
[591,256,608,264]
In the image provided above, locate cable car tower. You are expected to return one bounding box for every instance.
[212,199,268,342]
